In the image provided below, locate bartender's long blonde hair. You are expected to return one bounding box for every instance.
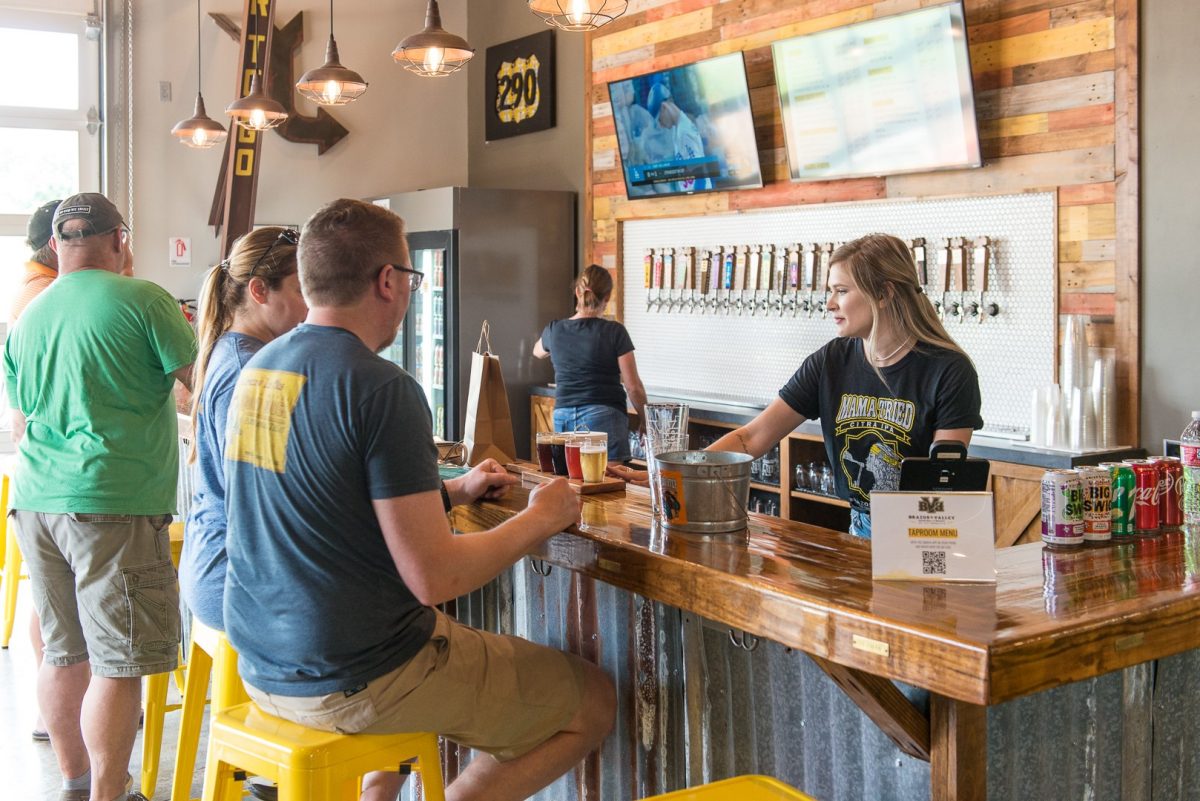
[831,233,969,379]
[188,227,298,462]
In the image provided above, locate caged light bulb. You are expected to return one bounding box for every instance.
[423,46,445,74]
[322,80,342,104]
[567,0,590,26]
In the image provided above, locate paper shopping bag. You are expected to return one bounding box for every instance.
[462,320,517,466]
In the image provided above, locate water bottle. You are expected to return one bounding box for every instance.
[1181,411,1200,525]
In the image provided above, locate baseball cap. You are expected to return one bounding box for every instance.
[52,192,127,241]
[25,199,62,250]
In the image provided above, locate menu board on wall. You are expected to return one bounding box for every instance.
[772,1,982,183]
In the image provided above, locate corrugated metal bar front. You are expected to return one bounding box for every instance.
[430,565,1200,801]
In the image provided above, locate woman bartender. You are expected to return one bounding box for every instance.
[534,264,648,461]
[614,233,983,538]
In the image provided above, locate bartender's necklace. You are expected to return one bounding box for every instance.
[872,337,913,364]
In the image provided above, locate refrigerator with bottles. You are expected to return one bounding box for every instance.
[374,187,575,457]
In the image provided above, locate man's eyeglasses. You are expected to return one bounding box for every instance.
[248,228,299,281]
[385,264,424,291]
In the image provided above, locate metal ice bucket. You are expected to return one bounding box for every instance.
[652,450,753,534]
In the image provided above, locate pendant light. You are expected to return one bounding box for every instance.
[171,0,228,149]
[296,0,367,105]
[392,0,473,78]
[528,0,628,31]
[225,4,288,130]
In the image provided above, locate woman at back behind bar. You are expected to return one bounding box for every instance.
[534,264,648,461]
[613,233,983,538]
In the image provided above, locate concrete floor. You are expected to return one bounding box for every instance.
[0,584,208,801]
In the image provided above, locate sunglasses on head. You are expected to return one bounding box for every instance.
[247,228,299,281]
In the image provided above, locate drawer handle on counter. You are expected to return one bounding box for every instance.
[529,558,553,577]
[728,629,759,652]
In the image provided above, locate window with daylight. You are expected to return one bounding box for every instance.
[0,6,102,324]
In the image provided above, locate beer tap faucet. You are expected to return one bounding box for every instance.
[732,246,748,315]
[951,237,968,323]
[696,249,710,315]
[801,243,818,316]
[935,237,951,320]
[744,246,761,316]
[719,246,735,314]
[679,247,695,313]
[643,248,655,311]
[661,248,677,313]
[970,236,999,322]
[907,237,927,286]
[769,246,785,316]
[818,243,834,318]
[652,248,665,312]
[708,249,722,314]
[785,245,800,316]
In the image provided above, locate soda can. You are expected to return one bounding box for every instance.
[1041,470,1084,546]
[1128,460,1162,535]
[1099,462,1136,537]
[1150,456,1184,530]
[1078,466,1112,542]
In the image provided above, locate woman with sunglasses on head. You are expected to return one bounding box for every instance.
[611,233,982,539]
[180,227,307,632]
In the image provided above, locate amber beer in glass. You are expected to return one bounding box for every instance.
[565,436,585,480]
[580,434,608,482]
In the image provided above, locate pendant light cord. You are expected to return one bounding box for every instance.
[195,0,202,88]
[329,0,334,38]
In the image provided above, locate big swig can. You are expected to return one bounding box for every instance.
[1041,470,1084,546]
[1078,466,1113,542]
[1099,462,1136,537]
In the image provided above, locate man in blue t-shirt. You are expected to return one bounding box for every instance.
[223,198,615,801]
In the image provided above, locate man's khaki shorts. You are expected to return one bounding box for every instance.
[11,510,180,678]
[246,611,587,762]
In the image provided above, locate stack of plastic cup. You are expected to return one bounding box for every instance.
[643,403,690,519]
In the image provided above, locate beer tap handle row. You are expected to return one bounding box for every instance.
[642,239,1000,321]
[911,236,1000,324]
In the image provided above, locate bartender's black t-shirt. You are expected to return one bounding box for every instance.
[778,338,984,512]
[541,317,635,411]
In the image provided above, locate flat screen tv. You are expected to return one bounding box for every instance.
[608,53,763,199]
[772,1,982,183]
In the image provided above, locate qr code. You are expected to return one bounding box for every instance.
[921,551,946,575]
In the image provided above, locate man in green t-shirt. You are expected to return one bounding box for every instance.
[3,193,197,801]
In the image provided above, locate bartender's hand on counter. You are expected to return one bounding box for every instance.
[526,478,581,533]
[447,458,521,505]
[607,464,650,486]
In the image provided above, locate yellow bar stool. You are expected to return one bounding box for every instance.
[168,622,247,801]
[202,700,445,801]
[140,522,196,797]
[1,468,29,649]
[641,775,818,800]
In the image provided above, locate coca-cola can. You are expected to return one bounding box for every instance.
[1128,459,1162,535]
[1150,456,1184,530]
[1078,466,1112,542]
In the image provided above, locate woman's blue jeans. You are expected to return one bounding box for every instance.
[553,404,631,460]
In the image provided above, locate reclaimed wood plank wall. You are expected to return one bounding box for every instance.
[585,0,1139,443]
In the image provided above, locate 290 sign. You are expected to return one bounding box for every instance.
[495,55,541,124]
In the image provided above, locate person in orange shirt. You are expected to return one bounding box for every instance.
[10,199,61,325]
[8,199,60,742]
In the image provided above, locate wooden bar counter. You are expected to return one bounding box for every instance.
[451,478,1200,800]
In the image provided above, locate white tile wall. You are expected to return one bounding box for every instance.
[621,192,1057,434]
